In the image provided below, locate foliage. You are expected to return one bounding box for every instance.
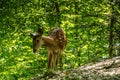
[0,0,120,79]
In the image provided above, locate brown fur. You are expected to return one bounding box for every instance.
[30,28,67,70]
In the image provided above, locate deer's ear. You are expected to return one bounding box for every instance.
[38,28,43,35]
[30,32,36,37]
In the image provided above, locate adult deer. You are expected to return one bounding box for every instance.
[30,27,67,70]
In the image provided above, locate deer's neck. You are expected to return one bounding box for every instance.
[41,36,55,47]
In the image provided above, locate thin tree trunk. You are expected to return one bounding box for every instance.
[109,16,114,57]
[109,0,115,57]
[74,0,81,66]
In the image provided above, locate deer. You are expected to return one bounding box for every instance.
[30,27,67,70]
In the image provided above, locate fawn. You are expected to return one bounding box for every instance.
[30,27,67,70]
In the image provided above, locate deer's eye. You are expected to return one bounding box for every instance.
[37,40,39,42]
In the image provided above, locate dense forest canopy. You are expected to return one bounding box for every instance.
[0,0,120,79]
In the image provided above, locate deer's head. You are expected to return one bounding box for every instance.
[30,28,44,53]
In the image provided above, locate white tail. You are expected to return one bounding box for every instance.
[30,27,67,70]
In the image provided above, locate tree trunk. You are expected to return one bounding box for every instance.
[109,0,115,57]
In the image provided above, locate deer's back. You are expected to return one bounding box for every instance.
[48,28,67,50]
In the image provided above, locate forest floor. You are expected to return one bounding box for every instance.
[31,56,120,80]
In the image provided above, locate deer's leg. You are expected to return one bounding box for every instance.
[48,50,52,69]
[54,52,58,70]
[49,51,56,70]
[48,50,56,71]
[48,50,63,70]
[51,53,54,70]
[59,53,63,69]
[57,50,63,69]
[56,51,60,66]
[52,52,58,70]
